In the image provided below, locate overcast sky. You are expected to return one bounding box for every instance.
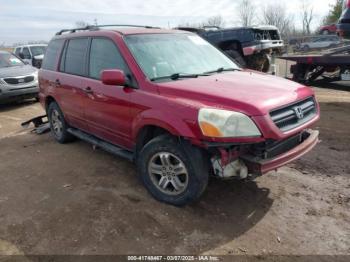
[0,0,333,46]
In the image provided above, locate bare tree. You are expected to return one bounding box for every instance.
[202,15,226,28]
[177,21,203,28]
[178,16,226,29]
[238,0,256,26]
[261,3,293,37]
[75,21,90,28]
[300,0,314,35]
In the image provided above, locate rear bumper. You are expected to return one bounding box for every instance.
[242,129,319,175]
[243,41,284,56]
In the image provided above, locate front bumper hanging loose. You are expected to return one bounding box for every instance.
[242,129,319,175]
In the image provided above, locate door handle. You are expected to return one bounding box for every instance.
[54,79,61,88]
[84,86,94,94]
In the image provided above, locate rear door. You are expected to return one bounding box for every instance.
[56,38,90,131]
[82,37,133,149]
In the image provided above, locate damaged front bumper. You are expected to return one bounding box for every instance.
[209,129,319,179]
[242,129,319,175]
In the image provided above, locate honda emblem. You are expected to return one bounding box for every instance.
[293,106,304,119]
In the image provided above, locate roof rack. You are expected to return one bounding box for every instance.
[55,24,161,35]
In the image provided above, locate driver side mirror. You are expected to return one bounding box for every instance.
[101,69,126,86]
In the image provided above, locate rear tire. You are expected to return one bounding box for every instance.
[137,134,209,206]
[47,102,75,144]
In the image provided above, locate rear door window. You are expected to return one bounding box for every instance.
[64,38,89,76]
[88,38,127,79]
[42,39,64,71]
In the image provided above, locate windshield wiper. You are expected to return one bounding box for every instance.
[204,67,241,74]
[150,73,209,82]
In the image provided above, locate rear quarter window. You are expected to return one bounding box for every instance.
[42,39,64,71]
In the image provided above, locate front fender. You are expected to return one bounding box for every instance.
[132,109,200,142]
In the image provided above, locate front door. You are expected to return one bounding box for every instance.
[82,37,134,149]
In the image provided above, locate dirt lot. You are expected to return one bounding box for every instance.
[0,84,349,256]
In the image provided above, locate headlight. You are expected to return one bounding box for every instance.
[198,108,261,138]
[32,71,38,81]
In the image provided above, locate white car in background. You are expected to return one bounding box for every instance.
[299,35,342,52]
[14,44,47,68]
[0,51,38,103]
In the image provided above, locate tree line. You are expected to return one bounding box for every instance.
[179,0,345,38]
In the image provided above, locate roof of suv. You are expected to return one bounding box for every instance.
[15,44,48,48]
[54,25,187,38]
[108,27,183,35]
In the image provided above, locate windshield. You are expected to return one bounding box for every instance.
[125,33,239,81]
[0,52,24,68]
[30,46,47,56]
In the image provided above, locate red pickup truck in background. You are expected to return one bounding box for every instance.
[319,24,337,35]
[39,25,320,206]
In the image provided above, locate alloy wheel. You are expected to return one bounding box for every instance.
[148,152,189,196]
[51,109,63,138]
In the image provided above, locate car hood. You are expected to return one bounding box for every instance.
[156,70,314,116]
[0,65,37,78]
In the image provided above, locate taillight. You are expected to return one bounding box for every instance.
[347,0,350,8]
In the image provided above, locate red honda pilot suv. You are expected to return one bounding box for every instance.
[39,25,320,206]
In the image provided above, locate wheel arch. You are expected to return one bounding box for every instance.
[45,95,57,112]
[135,125,173,154]
[133,116,199,155]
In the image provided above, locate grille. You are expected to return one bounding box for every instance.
[4,76,34,85]
[270,97,317,132]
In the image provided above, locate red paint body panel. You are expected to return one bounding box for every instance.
[39,28,320,175]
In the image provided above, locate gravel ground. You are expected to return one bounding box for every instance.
[0,84,349,256]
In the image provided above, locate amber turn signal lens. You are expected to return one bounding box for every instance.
[199,121,223,137]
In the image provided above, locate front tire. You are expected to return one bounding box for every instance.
[47,102,75,144]
[137,135,209,206]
